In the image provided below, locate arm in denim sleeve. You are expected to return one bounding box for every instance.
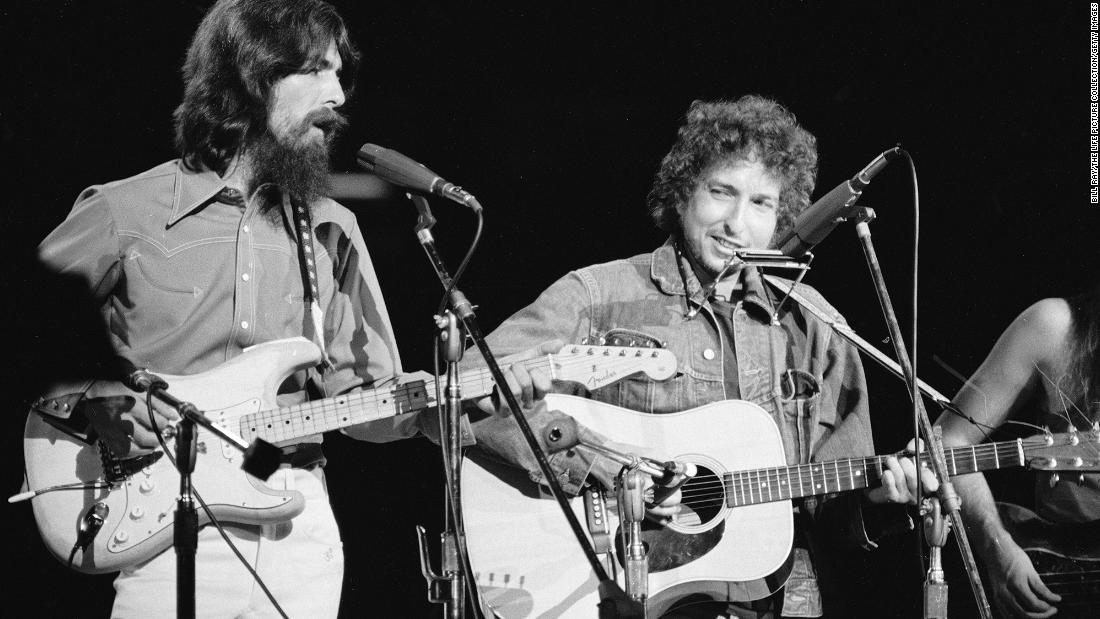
[809,324,912,550]
[461,271,621,495]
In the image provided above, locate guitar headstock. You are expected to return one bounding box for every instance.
[550,345,677,391]
[1022,427,1100,473]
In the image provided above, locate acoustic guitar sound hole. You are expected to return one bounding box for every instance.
[615,463,725,573]
[676,464,723,527]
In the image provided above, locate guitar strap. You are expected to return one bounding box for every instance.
[287,193,333,370]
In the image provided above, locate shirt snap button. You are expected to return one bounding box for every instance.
[702,348,716,360]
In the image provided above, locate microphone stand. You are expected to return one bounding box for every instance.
[137,378,281,619]
[405,193,641,619]
[849,206,992,619]
[417,310,469,618]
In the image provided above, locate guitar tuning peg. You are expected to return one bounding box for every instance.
[1049,473,1060,488]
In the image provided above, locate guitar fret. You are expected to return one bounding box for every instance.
[766,468,773,502]
[798,463,806,497]
[847,459,855,491]
[236,345,667,446]
[833,461,842,491]
[1016,439,1024,466]
[970,445,978,473]
[993,443,1000,469]
[785,466,793,500]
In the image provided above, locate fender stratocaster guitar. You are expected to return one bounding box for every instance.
[997,501,1100,618]
[461,395,1100,618]
[22,337,676,574]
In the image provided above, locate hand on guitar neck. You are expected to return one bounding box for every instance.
[472,339,565,417]
[863,438,940,507]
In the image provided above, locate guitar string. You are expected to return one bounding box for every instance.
[236,352,663,439]
[676,442,1052,508]
[680,450,1037,506]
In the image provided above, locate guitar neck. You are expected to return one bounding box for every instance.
[726,439,1028,507]
[236,356,554,444]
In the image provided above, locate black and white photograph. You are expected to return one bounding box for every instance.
[4,2,1096,617]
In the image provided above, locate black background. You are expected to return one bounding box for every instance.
[3,1,1097,617]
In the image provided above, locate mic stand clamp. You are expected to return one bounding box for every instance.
[922,495,951,619]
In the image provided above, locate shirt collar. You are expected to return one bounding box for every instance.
[166,162,233,227]
[650,237,776,317]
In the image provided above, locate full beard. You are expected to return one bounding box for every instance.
[248,108,349,211]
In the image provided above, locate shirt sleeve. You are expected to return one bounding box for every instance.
[39,187,124,306]
[34,187,135,409]
[319,214,412,442]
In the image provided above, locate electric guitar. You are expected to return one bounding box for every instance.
[997,501,1100,618]
[461,395,1100,618]
[21,337,676,574]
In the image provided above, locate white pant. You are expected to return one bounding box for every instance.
[112,467,344,618]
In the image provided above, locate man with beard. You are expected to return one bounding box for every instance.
[32,1,413,616]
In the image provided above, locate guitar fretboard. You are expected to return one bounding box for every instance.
[234,346,665,444]
[236,367,510,444]
[725,439,1030,507]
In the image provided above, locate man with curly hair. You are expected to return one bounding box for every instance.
[32,1,422,616]
[468,96,931,618]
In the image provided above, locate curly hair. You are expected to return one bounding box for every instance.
[646,96,818,242]
[174,0,360,174]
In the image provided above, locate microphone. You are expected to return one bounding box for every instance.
[356,143,482,212]
[777,146,903,256]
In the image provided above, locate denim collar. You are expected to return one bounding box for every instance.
[649,238,776,318]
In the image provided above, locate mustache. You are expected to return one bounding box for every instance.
[304,108,349,135]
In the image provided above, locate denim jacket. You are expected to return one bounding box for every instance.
[475,239,885,515]
[469,241,903,611]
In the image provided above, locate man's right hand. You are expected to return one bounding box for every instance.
[588,440,686,526]
[81,382,179,455]
[987,538,1061,619]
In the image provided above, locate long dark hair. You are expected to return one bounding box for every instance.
[173,0,359,174]
[1066,284,1100,418]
